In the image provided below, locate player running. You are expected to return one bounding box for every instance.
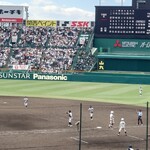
[109,111,115,128]
[88,105,94,120]
[139,85,142,96]
[23,96,28,107]
[66,110,73,127]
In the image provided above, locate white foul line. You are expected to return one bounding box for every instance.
[127,134,144,141]
[71,137,88,144]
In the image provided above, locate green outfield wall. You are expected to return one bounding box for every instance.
[97,55,150,72]
[94,38,150,72]
[0,71,150,84]
[94,38,150,54]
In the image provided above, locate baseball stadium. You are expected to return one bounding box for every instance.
[0,0,150,150]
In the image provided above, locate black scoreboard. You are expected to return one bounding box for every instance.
[95,6,150,39]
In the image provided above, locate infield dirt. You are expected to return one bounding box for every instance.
[0,96,149,150]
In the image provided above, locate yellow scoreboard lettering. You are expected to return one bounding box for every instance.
[99,60,104,70]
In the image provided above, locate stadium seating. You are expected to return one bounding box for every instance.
[0,25,95,73]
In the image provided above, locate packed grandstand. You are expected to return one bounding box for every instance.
[0,23,96,74]
[1,0,150,75]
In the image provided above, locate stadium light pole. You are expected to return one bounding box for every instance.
[121,0,123,6]
[25,6,29,20]
[99,0,101,6]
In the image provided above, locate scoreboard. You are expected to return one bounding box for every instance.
[95,6,150,39]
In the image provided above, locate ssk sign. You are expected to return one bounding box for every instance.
[71,21,90,27]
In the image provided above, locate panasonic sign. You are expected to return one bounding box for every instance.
[33,74,67,81]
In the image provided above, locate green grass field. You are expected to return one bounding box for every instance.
[0,79,149,106]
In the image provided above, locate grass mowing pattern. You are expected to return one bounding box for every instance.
[0,79,149,106]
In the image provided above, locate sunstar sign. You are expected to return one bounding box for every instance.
[114,40,150,48]
[0,72,31,79]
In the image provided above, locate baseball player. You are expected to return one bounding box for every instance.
[66,110,73,127]
[128,145,134,150]
[88,105,94,120]
[139,85,142,96]
[118,118,127,136]
[75,121,80,132]
[23,96,28,107]
[109,111,114,128]
[137,109,143,125]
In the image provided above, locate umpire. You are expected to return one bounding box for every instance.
[137,109,143,125]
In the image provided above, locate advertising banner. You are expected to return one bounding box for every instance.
[0,5,23,23]
[59,21,94,27]
[0,18,23,23]
[70,21,91,27]
[26,20,57,27]
[12,65,29,70]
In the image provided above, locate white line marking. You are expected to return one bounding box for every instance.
[96,126,102,129]
[0,125,148,136]
[0,129,71,136]
[73,134,113,139]
[0,127,99,136]
[113,125,147,129]
[127,134,144,141]
[71,137,88,144]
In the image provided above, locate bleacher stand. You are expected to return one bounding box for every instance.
[0,47,10,68]
[1,25,95,73]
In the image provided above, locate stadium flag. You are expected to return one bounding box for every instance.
[11,34,18,43]
[79,37,85,45]
[91,48,97,55]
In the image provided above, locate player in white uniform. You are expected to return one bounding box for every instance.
[88,105,94,120]
[75,121,80,132]
[137,109,143,125]
[118,118,127,136]
[139,85,142,96]
[128,145,134,150]
[66,110,73,127]
[23,96,28,107]
[109,111,114,128]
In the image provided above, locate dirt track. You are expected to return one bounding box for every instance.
[0,96,149,150]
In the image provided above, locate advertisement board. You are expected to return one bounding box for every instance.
[59,21,94,27]
[26,20,57,27]
[0,5,23,23]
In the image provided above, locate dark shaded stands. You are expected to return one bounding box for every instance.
[0,25,96,73]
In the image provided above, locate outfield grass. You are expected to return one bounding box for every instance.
[0,79,150,106]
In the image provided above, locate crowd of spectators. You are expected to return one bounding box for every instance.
[0,26,11,46]
[16,26,51,48]
[0,47,10,68]
[73,49,96,71]
[40,47,77,73]
[0,25,96,73]
[9,47,43,69]
[47,27,80,48]
[10,26,81,48]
